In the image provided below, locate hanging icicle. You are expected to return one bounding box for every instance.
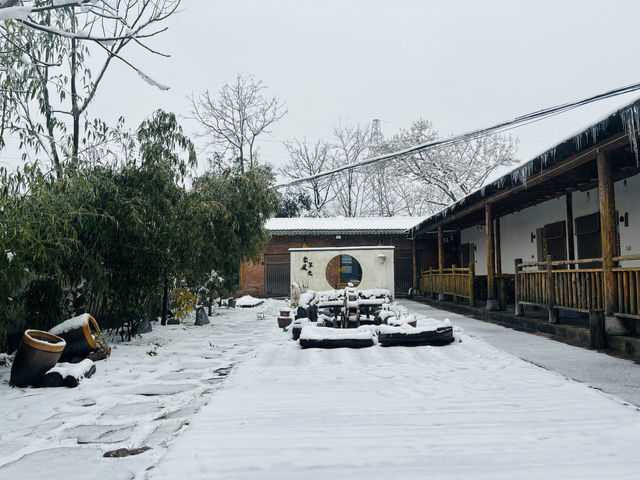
[620,104,640,166]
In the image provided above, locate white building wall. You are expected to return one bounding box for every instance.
[460,225,486,275]
[499,197,567,274]
[570,171,640,267]
[466,171,640,275]
[289,246,396,294]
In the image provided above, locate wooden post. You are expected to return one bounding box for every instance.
[597,150,617,316]
[452,264,458,303]
[547,255,558,323]
[566,193,575,269]
[514,258,523,316]
[589,310,607,349]
[495,216,502,275]
[412,238,418,293]
[485,203,498,310]
[469,262,475,307]
[438,225,445,301]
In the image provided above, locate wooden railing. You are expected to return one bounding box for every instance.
[421,264,475,306]
[516,254,640,322]
[613,254,640,319]
[515,257,604,320]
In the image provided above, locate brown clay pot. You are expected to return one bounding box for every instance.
[51,314,101,361]
[280,309,291,317]
[10,330,66,387]
[277,316,292,328]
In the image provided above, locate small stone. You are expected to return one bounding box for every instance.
[135,315,153,335]
[194,306,210,326]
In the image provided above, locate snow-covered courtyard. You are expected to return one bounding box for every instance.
[2,300,640,479]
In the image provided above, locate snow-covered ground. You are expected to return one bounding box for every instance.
[3,300,640,479]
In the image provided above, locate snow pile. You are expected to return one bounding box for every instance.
[298,290,318,308]
[316,313,335,327]
[235,295,263,308]
[0,6,31,20]
[46,359,94,380]
[299,325,376,341]
[359,288,391,299]
[379,317,452,334]
[49,313,91,335]
[316,289,344,302]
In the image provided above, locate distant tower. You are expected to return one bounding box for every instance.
[371,118,383,147]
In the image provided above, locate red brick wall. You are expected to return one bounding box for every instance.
[240,253,265,297]
[239,233,414,298]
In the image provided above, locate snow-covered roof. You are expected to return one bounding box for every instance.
[413,97,640,232]
[266,216,425,236]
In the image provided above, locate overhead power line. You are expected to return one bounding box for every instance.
[275,81,640,189]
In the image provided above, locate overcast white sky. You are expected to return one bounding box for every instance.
[6,0,640,176]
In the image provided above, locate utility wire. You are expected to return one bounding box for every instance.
[276,81,640,189]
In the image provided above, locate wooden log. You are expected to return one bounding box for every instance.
[412,240,418,291]
[514,258,523,315]
[469,262,475,307]
[495,216,502,275]
[623,271,630,314]
[617,272,624,314]
[547,255,558,323]
[438,225,444,271]
[452,264,458,303]
[485,203,498,309]
[631,271,637,316]
[589,310,607,349]
[566,193,575,269]
[597,150,617,316]
[636,271,640,316]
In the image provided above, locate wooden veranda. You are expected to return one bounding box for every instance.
[411,100,640,335]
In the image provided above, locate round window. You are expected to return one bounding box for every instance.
[325,254,362,288]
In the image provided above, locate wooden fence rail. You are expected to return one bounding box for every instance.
[421,264,475,306]
[613,254,640,319]
[515,255,640,322]
[515,256,603,321]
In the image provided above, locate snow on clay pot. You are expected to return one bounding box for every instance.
[49,313,101,361]
[277,316,292,328]
[10,329,66,387]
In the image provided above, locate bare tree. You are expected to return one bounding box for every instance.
[281,138,332,216]
[329,123,371,217]
[0,0,182,176]
[389,118,519,213]
[191,74,287,173]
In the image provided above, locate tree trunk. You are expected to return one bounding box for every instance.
[161,277,168,326]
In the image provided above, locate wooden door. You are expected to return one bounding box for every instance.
[264,255,290,297]
[395,251,413,296]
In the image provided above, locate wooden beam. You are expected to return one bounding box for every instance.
[420,132,629,231]
[412,238,418,290]
[566,193,575,268]
[597,150,617,316]
[438,225,444,271]
[486,203,498,310]
[495,216,502,275]
[438,225,445,301]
